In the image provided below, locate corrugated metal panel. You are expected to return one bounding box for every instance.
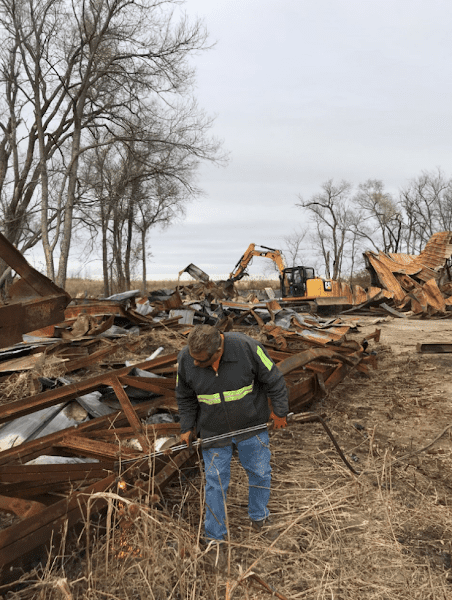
[387,252,417,264]
[353,285,367,305]
[366,254,405,302]
[387,233,452,273]
[422,279,446,311]
[409,232,452,271]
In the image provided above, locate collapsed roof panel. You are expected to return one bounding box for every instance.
[364,232,452,287]
[360,232,452,316]
[0,233,71,348]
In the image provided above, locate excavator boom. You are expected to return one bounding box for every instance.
[228,243,287,283]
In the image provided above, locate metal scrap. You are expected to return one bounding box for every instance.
[0,233,71,347]
[361,232,452,317]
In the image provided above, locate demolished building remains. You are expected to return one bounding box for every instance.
[1,231,452,583]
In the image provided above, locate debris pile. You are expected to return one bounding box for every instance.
[353,231,452,318]
[0,240,381,583]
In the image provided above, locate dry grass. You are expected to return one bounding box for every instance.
[0,372,35,404]
[0,354,68,404]
[9,420,452,599]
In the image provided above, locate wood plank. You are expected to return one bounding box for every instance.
[0,402,153,466]
[0,473,117,570]
[0,480,87,497]
[0,447,194,576]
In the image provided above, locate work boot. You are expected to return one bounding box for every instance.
[204,542,227,572]
[250,516,279,541]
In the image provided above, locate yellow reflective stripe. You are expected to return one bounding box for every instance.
[257,346,273,371]
[224,383,253,402]
[198,393,221,405]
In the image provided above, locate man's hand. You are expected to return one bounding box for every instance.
[180,430,194,448]
[270,411,287,430]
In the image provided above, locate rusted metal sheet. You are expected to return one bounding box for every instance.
[0,233,71,348]
[365,252,406,302]
[352,285,368,305]
[0,296,71,348]
[366,233,452,287]
[362,233,452,316]
[179,263,210,282]
[277,348,355,374]
[421,279,446,312]
[0,472,115,575]
[0,444,194,579]
[404,231,452,272]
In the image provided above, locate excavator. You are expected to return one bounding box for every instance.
[227,243,342,305]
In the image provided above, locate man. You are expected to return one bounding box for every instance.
[175,324,289,555]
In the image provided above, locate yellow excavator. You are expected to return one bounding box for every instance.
[227,243,337,301]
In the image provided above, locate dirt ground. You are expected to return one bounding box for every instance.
[260,315,452,599]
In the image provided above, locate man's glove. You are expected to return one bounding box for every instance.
[180,430,195,448]
[270,411,287,429]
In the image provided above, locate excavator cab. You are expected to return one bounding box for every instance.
[281,266,315,298]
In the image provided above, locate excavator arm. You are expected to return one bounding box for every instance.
[228,243,287,283]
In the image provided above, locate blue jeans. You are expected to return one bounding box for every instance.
[202,431,271,541]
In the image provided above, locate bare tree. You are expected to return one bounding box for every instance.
[399,169,452,253]
[296,180,354,280]
[78,110,204,294]
[283,228,307,267]
[0,0,222,287]
[351,179,403,253]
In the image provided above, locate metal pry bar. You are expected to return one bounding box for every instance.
[117,415,294,467]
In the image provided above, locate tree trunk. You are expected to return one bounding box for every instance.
[56,103,85,288]
[141,227,147,294]
[124,195,134,290]
[101,207,110,298]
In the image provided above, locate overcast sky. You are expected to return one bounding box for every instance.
[65,0,452,281]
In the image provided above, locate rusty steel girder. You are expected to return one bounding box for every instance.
[0,233,71,347]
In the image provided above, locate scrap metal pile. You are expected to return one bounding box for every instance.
[345,231,452,318]
[0,234,381,583]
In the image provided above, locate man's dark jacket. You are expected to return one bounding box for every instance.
[176,332,289,447]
